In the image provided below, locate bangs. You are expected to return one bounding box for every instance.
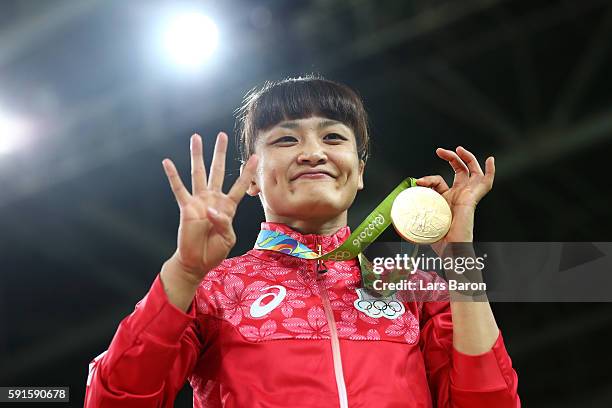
[251,78,363,136]
[235,75,370,163]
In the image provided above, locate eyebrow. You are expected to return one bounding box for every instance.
[277,119,343,130]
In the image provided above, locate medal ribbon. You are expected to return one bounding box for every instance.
[254,177,419,295]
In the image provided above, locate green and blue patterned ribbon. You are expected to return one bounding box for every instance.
[254,230,320,259]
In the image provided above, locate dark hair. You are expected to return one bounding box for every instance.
[235,74,370,164]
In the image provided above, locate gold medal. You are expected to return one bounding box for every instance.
[390,187,452,244]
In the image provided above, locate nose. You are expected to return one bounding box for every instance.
[297,143,328,165]
[298,151,327,165]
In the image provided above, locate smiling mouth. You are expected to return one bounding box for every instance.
[292,172,335,181]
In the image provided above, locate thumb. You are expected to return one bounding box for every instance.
[206,207,236,245]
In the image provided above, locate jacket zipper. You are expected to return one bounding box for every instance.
[315,238,349,408]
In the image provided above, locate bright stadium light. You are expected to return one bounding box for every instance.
[0,111,30,155]
[162,12,219,69]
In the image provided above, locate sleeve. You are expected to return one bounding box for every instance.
[419,300,520,408]
[83,273,203,408]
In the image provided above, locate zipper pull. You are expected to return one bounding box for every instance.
[317,243,327,274]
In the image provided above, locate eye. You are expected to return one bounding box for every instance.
[273,136,298,144]
[324,133,347,142]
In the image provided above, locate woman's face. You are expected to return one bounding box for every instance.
[246,116,365,221]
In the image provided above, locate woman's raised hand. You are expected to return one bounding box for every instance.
[162,132,258,284]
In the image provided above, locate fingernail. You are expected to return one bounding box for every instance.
[208,207,219,217]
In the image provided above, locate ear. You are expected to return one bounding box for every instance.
[240,162,261,196]
[357,160,365,191]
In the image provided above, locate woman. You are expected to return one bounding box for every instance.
[84,76,519,407]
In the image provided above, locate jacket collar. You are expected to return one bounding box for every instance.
[249,222,356,265]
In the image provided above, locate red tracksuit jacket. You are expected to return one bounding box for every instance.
[84,222,520,407]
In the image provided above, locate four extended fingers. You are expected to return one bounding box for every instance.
[165,131,257,209]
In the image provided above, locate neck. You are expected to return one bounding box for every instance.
[265,211,348,236]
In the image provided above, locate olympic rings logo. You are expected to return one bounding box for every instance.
[353,288,405,320]
[327,251,352,261]
[356,299,403,317]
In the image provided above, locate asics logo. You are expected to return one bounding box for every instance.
[250,285,287,318]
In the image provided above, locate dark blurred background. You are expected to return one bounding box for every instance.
[1,0,611,406]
